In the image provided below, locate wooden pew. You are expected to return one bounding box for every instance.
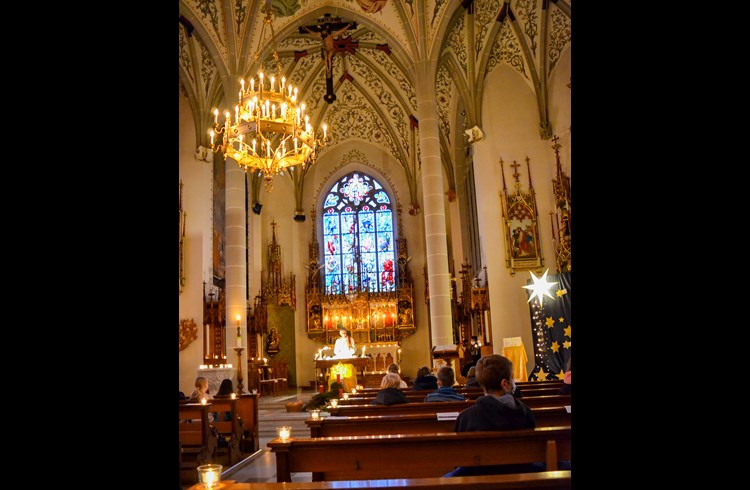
[327,394,570,416]
[208,397,243,465]
[307,406,570,437]
[186,471,572,489]
[179,403,218,469]
[267,426,571,482]
[236,393,260,453]
[339,386,563,404]
[179,393,260,462]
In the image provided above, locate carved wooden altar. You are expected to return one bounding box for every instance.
[305,208,416,347]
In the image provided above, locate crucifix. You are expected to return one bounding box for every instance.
[299,14,358,103]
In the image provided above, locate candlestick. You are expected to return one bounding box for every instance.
[233,347,245,394]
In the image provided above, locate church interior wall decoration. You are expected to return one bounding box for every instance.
[253,220,297,385]
[549,135,571,273]
[179,180,186,294]
[526,270,571,381]
[305,172,416,348]
[499,157,544,275]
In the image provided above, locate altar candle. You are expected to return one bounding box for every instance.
[240,78,245,93]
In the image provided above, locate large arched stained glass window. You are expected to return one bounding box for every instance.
[322,172,396,295]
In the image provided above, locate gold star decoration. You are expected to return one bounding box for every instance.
[563,325,571,338]
[556,288,567,297]
[550,341,560,353]
[545,317,555,328]
[523,269,558,307]
[535,366,549,380]
[563,340,571,349]
[558,317,565,323]
[557,369,565,379]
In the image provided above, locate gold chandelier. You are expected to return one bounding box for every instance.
[210,4,327,190]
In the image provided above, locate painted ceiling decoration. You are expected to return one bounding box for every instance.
[179,0,570,202]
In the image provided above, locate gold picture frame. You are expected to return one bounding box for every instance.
[499,157,544,275]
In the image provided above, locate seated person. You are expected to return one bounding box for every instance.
[382,363,408,388]
[213,378,235,421]
[371,373,410,405]
[411,366,438,391]
[465,366,480,388]
[445,354,538,477]
[187,376,214,423]
[424,366,466,402]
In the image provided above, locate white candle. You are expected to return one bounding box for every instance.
[230,392,237,399]
[240,78,245,93]
[214,108,219,124]
[203,468,218,486]
[200,398,207,405]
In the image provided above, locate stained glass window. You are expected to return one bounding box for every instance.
[322,172,396,294]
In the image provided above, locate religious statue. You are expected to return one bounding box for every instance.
[299,15,358,103]
[266,327,281,355]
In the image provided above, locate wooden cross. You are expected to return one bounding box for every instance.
[299,14,358,103]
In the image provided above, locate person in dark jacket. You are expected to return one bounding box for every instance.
[424,366,466,402]
[411,366,438,391]
[371,372,409,405]
[446,354,537,476]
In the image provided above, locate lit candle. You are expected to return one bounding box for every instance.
[330,399,338,408]
[277,426,291,441]
[252,139,256,154]
[288,84,293,97]
[200,398,207,405]
[351,388,357,395]
[263,357,267,364]
[240,78,245,93]
[342,393,349,400]
[280,76,285,91]
[213,108,219,124]
[310,409,320,420]
[323,123,327,140]
[270,76,275,92]
[230,392,237,399]
[209,130,214,146]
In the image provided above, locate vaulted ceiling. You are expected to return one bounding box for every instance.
[179,0,570,202]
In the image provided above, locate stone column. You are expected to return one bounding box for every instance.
[415,59,454,348]
[225,160,248,391]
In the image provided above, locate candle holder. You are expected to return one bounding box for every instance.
[342,393,349,400]
[196,463,222,488]
[329,398,339,408]
[277,425,292,441]
[233,347,245,393]
[310,409,321,420]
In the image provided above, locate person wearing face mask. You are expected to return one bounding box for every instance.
[445,354,537,476]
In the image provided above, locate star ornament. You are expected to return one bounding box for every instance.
[523,269,558,307]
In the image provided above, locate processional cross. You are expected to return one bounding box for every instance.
[299,14,358,103]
